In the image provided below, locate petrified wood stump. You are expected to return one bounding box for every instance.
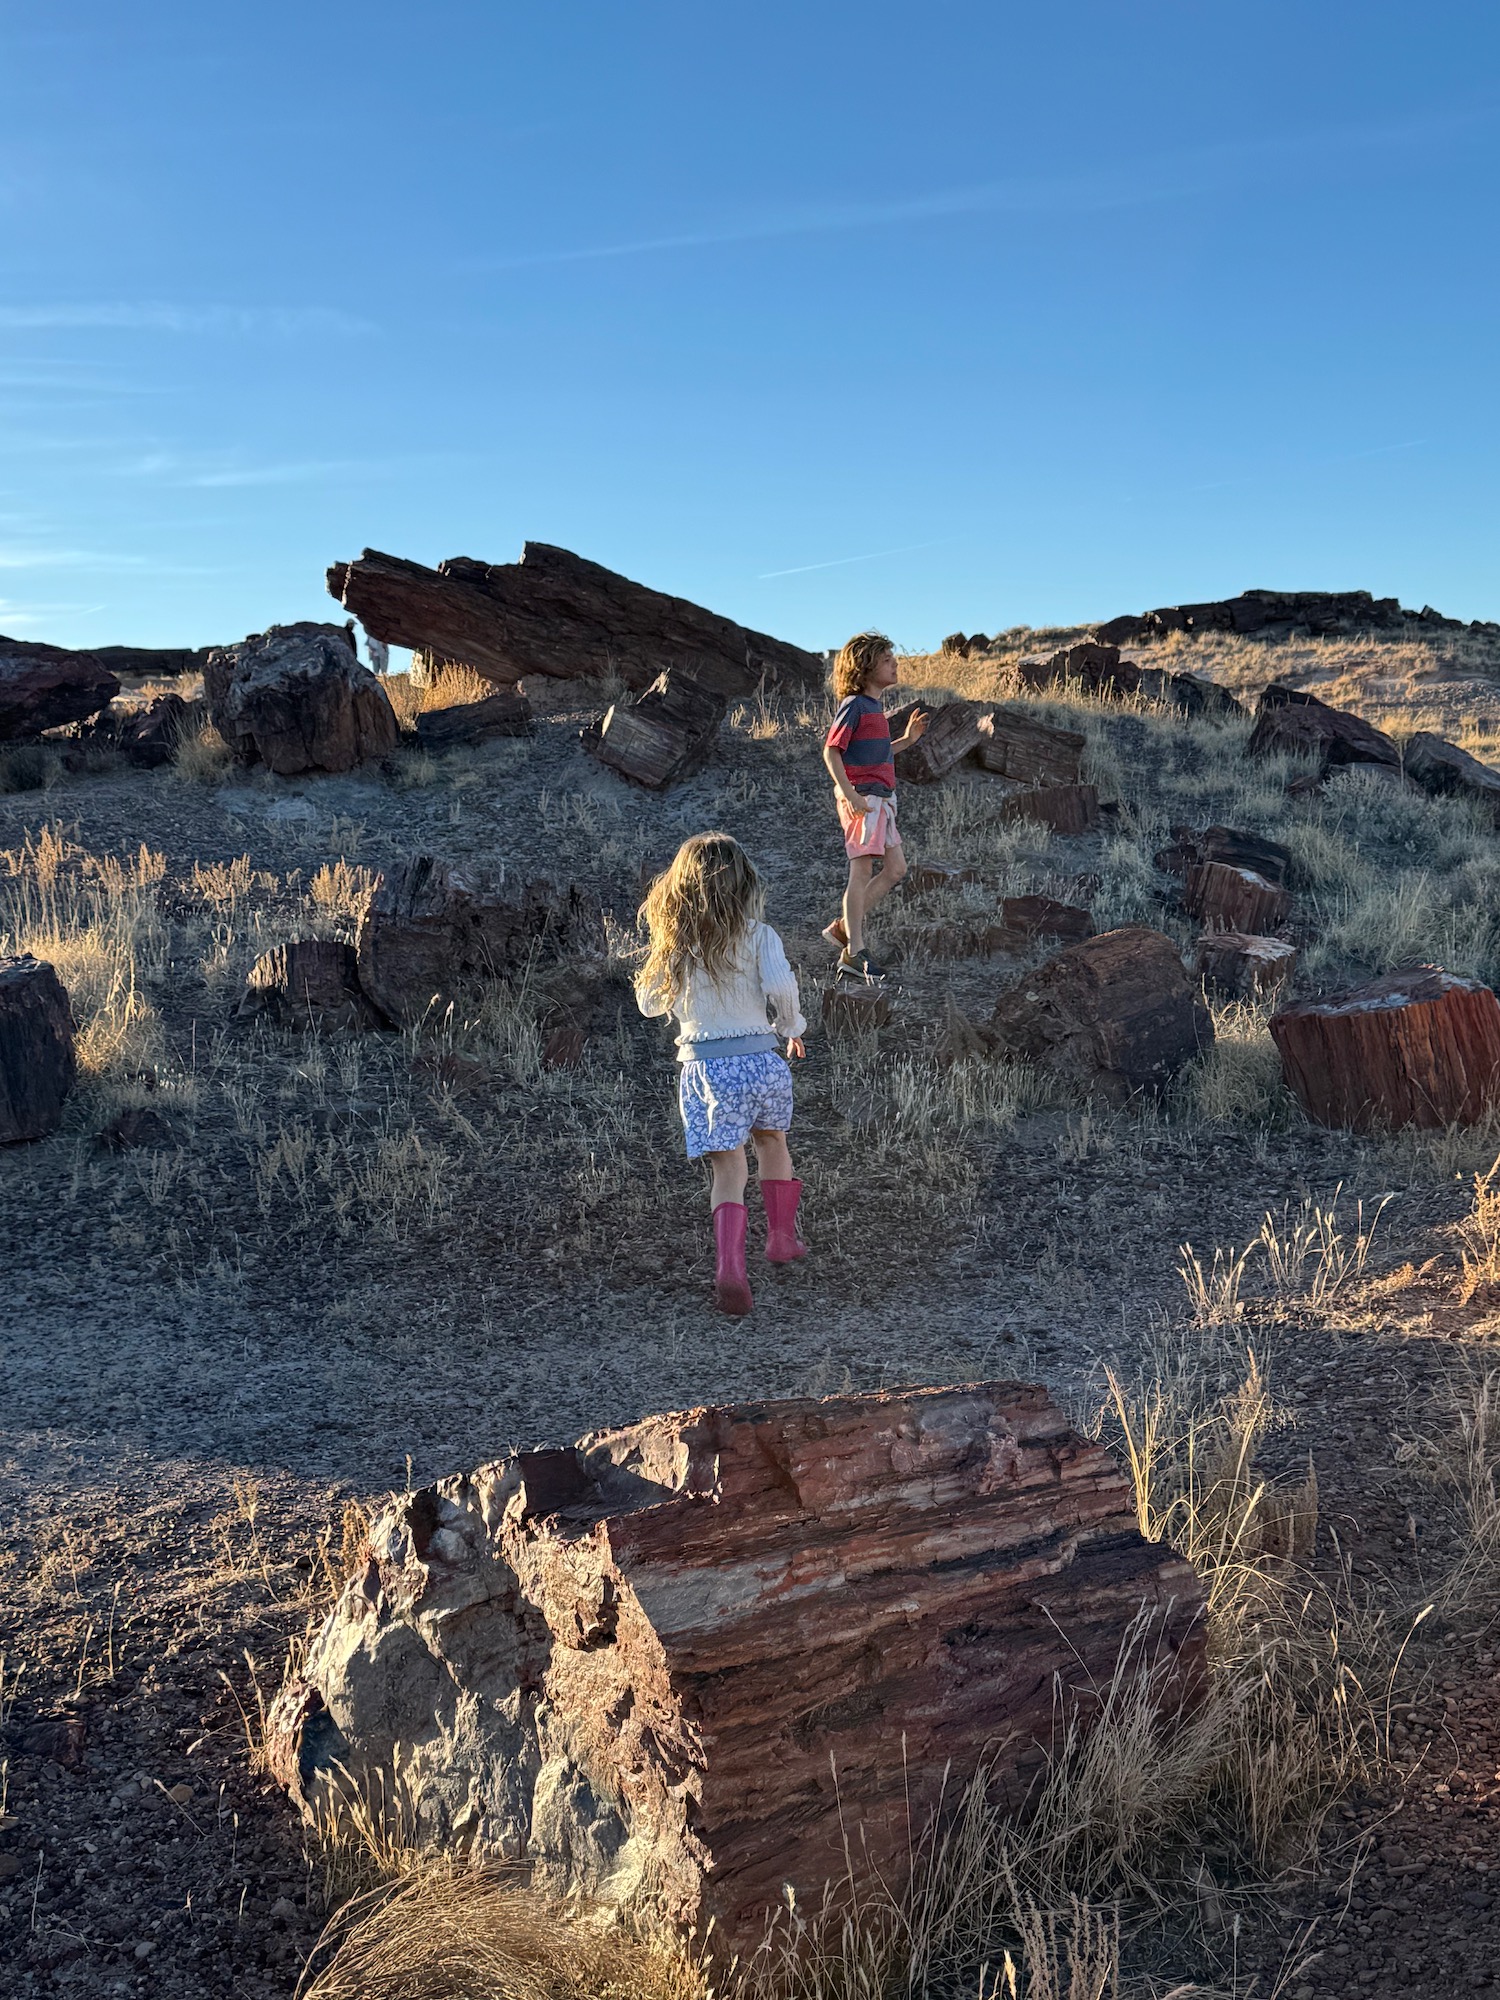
[329,543,824,699]
[0,954,77,1143]
[267,1385,1204,1950]
[1271,968,1500,1130]
[204,622,399,776]
[239,940,378,1031]
[584,670,727,789]
[1183,861,1290,935]
[905,858,981,892]
[1245,684,1400,778]
[357,855,572,1026]
[821,981,892,1034]
[1195,932,1297,1002]
[992,926,1211,1104]
[1155,825,1292,889]
[888,699,983,783]
[975,708,1085,787]
[1001,894,1095,943]
[1001,782,1101,835]
[1403,733,1500,824]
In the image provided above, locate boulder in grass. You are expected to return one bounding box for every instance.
[0,638,119,741]
[1402,733,1500,824]
[991,925,1212,1105]
[1245,684,1400,779]
[583,669,727,790]
[414,688,534,750]
[822,981,892,1034]
[203,622,400,776]
[266,1383,1204,1953]
[1271,968,1500,1131]
[1183,861,1290,935]
[1155,825,1292,889]
[1001,894,1094,944]
[68,692,196,769]
[1195,932,1297,1002]
[0,955,77,1143]
[240,939,379,1032]
[1018,642,1141,699]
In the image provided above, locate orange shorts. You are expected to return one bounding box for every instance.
[836,792,900,859]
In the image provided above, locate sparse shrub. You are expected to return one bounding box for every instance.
[1178,1001,1295,1128]
[173,710,233,781]
[0,743,56,792]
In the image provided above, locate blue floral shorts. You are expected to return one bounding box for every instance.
[678,1052,794,1159]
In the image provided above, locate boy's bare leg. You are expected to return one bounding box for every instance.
[859,844,908,919]
[751,1129,794,1181]
[707,1146,748,1209]
[842,858,875,953]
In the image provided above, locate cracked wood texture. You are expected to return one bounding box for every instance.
[1271,968,1500,1131]
[0,954,77,1143]
[329,543,825,699]
[268,1384,1204,1952]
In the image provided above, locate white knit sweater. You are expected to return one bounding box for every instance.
[637,921,806,1061]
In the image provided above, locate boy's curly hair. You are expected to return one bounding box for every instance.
[636,831,764,1013]
[831,631,895,702]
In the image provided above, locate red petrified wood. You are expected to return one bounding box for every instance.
[267,1384,1204,1952]
[1183,861,1291,935]
[1271,968,1500,1130]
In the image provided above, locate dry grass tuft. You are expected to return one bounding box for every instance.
[173,709,234,781]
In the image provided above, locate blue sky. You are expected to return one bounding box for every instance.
[1,1,1496,655]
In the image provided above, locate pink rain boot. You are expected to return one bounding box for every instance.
[762,1178,808,1263]
[712,1202,753,1315]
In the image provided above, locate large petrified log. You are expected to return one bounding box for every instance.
[1155,825,1292,889]
[1002,894,1095,943]
[1094,588,1442,646]
[239,940,379,1031]
[1001,782,1102,835]
[204,623,399,776]
[1403,733,1500,824]
[821,980,892,1033]
[0,637,120,741]
[888,698,983,783]
[0,955,77,1143]
[328,544,824,700]
[992,926,1212,1103]
[414,688,533,750]
[357,855,573,1026]
[1135,668,1247,722]
[1184,861,1291,935]
[975,707,1086,786]
[1195,932,1297,1002]
[584,669,727,789]
[67,692,196,768]
[266,1384,1204,1951]
[1271,968,1500,1130]
[1018,641,1141,699]
[1245,684,1400,777]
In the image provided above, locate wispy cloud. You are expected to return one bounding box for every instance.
[0,545,208,574]
[759,540,945,580]
[0,303,372,335]
[472,105,1493,273]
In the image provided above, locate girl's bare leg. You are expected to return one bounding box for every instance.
[751,1129,794,1181]
[707,1145,748,1208]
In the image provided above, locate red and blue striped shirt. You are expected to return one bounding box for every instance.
[825,693,896,795]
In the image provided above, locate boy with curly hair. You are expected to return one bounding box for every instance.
[821,631,927,979]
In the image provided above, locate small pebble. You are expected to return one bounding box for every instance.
[166,1783,193,1806]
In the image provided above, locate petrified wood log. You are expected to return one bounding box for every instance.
[1271,968,1500,1131]
[887,699,982,783]
[992,926,1211,1104]
[1094,589,1416,646]
[1195,932,1297,1002]
[414,687,533,749]
[1184,861,1290,935]
[266,1384,1204,1951]
[584,669,727,789]
[239,940,378,1031]
[1002,894,1095,943]
[821,981,892,1033]
[1155,825,1292,889]
[0,637,119,741]
[329,544,824,699]
[0,955,77,1143]
[1001,783,1101,835]
[67,692,195,768]
[204,623,400,776]
[357,855,573,1027]
[1018,642,1141,699]
[975,708,1085,787]
[1245,684,1400,777]
[1403,733,1500,823]
[905,858,980,892]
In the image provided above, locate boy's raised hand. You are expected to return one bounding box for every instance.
[786,1037,805,1059]
[904,708,930,742]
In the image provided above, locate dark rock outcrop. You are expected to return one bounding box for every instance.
[0,637,119,741]
[204,623,400,776]
[0,955,77,1143]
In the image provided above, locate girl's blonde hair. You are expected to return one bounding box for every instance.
[637,832,764,1010]
[831,630,895,702]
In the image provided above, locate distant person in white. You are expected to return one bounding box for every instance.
[366,636,390,676]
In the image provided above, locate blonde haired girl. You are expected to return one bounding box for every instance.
[637,832,807,1315]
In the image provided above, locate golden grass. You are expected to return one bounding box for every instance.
[385,662,498,732]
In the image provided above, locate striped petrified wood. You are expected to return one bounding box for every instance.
[267,1384,1204,1952]
[1183,860,1291,934]
[1271,967,1500,1130]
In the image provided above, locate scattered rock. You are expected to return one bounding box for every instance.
[97,1106,179,1152]
[974,707,1086,786]
[9,1715,87,1768]
[1403,732,1500,823]
[583,669,727,789]
[203,621,400,776]
[329,543,824,699]
[1156,671,1247,722]
[239,939,379,1032]
[356,856,573,1027]
[1154,825,1292,888]
[905,859,980,891]
[889,699,984,782]
[821,982,892,1034]
[67,691,196,768]
[1001,894,1094,943]
[1184,861,1291,935]
[1094,588,1450,646]
[1018,641,1141,699]
[413,688,534,749]
[0,954,77,1144]
[0,636,119,741]
[1195,932,1298,1002]
[267,1382,1204,1951]
[1271,968,1500,1131]
[0,1856,23,1882]
[991,926,1212,1104]
[1245,684,1401,778]
[1001,782,1101,835]
[165,1783,194,1806]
